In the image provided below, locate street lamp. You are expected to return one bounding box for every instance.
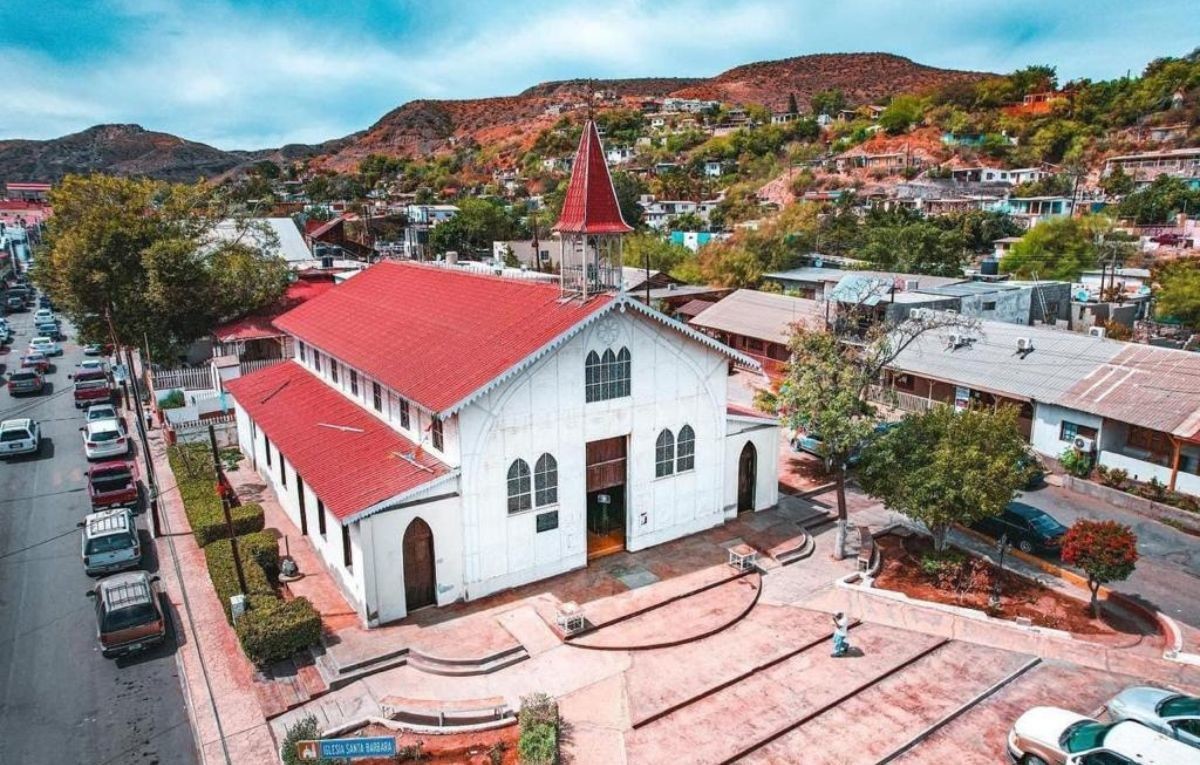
[990,533,1011,611]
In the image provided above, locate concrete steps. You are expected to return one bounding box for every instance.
[406,644,529,677]
[314,645,410,691]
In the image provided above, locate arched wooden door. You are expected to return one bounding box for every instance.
[737,442,757,513]
[403,518,436,612]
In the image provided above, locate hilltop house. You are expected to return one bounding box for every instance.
[225,123,780,626]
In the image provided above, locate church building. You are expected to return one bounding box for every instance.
[225,122,780,626]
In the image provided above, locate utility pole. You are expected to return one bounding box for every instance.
[105,306,161,538]
[209,424,248,596]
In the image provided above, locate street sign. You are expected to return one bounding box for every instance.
[296,737,397,760]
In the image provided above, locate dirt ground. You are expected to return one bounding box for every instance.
[355,722,519,764]
[872,534,1154,640]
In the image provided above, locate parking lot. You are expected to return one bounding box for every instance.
[0,293,197,764]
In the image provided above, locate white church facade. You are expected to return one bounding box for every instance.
[225,122,780,627]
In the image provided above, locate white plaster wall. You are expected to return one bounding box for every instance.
[1030,403,1104,458]
[724,420,781,514]
[455,309,732,600]
[361,495,464,625]
[1098,450,1200,496]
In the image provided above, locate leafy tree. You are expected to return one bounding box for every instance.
[942,210,1024,253]
[858,406,1031,553]
[1116,176,1200,224]
[857,218,967,276]
[787,92,799,114]
[1000,216,1108,281]
[1153,259,1200,327]
[428,197,526,257]
[811,88,846,117]
[620,234,695,276]
[878,95,926,134]
[767,310,976,558]
[34,175,290,359]
[667,211,707,232]
[1060,520,1138,618]
[1100,165,1135,197]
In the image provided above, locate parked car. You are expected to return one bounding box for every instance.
[28,335,61,357]
[37,295,53,310]
[82,418,130,460]
[7,369,45,395]
[87,461,139,510]
[0,319,11,343]
[77,359,109,375]
[79,507,141,576]
[85,403,120,423]
[21,351,51,373]
[0,418,41,457]
[1008,707,1197,765]
[972,501,1068,555]
[33,308,54,324]
[5,294,27,312]
[788,421,898,466]
[36,322,62,341]
[83,343,104,356]
[86,570,165,658]
[1105,687,1200,749]
[72,370,113,408]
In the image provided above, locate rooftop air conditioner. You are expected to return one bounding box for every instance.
[1088,326,1107,338]
[1016,337,1034,352]
[1074,436,1096,453]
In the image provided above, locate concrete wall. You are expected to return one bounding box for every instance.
[1030,403,1104,458]
[362,494,464,624]
[724,420,780,514]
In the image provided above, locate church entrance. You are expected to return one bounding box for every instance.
[403,518,436,612]
[585,436,627,560]
[737,441,757,513]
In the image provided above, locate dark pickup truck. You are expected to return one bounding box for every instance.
[87,460,139,510]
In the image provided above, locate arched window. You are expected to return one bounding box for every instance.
[507,459,531,514]
[534,453,558,506]
[585,346,632,402]
[677,425,695,472]
[655,429,675,478]
[617,347,631,397]
[585,351,602,403]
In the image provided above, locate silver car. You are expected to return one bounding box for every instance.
[0,418,41,457]
[1106,686,1200,749]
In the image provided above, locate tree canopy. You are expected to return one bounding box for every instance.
[1000,215,1112,281]
[1060,519,1138,618]
[34,174,291,359]
[858,405,1032,552]
[1153,258,1200,327]
[1115,176,1200,224]
[428,197,527,257]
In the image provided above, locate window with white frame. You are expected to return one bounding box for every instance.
[330,359,339,384]
[655,429,675,477]
[676,425,695,472]
[507,459,532,513]
[534,453,558,506]
[298,341,306,365]
[399,398,410,429]
[350,369,359,397]
[313,351,321,373]
[431,418,444,451]
[372,382,382,412]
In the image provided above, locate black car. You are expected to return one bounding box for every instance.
[971,501,1068,555]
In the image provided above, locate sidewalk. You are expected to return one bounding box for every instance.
[140,428,278,765]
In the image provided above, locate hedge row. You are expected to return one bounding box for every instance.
[518,694,559,765]
[167,444,264,547]
[236,597,324,667]
[205,531,278,622]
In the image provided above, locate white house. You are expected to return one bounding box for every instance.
[225,123,779,627]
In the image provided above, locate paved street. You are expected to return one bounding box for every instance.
[0,305,197,764]
[1018,483,1200,628]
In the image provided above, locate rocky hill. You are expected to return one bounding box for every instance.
[0,52,991,181]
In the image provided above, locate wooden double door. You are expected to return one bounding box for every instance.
[585,437,627,560]
[403,518,436,612]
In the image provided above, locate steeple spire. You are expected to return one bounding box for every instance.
[552,120,633,236]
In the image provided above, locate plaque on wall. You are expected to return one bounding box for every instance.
[536,511,559,533]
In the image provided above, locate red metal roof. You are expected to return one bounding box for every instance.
[273,261,612,413]
[225,361,448,520]
[552,120,633,235]
[213,275,337,342]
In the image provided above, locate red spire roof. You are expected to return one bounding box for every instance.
[552,120,633,235]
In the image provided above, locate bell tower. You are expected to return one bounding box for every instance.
[552,120,633,299]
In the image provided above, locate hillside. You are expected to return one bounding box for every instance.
[0,52,991,181]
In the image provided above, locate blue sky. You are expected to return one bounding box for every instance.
[1,0,1196,149]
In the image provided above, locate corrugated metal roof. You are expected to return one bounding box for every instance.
[889,320,1123,402]
[1058,344,1200,439]
[688,289,823,345]
[552,121,633,235]
[765,267,966,290]
[225,361,449,520]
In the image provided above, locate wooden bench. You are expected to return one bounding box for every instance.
[856,525,876,572]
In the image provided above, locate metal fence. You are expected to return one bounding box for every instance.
[238,357,285,377]
[171,414,237,446]
[867,385,945,414]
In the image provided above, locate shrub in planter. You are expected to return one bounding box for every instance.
[1135,476,1169,503]
[167,444,264,546]
[1095,465,1129,490]
[159,389,186,410]
[1061,519,1138,619]
[518,693,559,765]
[280,713,335,765]
[205,532,278,622]
[236,596,323,666]
[1059,446,1093,478]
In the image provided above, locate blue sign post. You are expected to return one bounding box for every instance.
[296,736,397,760]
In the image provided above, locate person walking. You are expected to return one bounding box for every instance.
[831,611,850,657]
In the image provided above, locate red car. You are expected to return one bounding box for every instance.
[87,460,140,510]
[20,352,51,373]
[72,369,113,409]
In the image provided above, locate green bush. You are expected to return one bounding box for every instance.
[518,693,559,765]
[1096,465,1129,490]
[236,597,323,666]
[1059,447,1093,478]
[167,444,264,547]
[919,549,965,577]
[205,531,277,622]
[159,389,186,410]
[280,713,335,765]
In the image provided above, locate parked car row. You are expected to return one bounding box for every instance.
[1008,687,1200,764]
